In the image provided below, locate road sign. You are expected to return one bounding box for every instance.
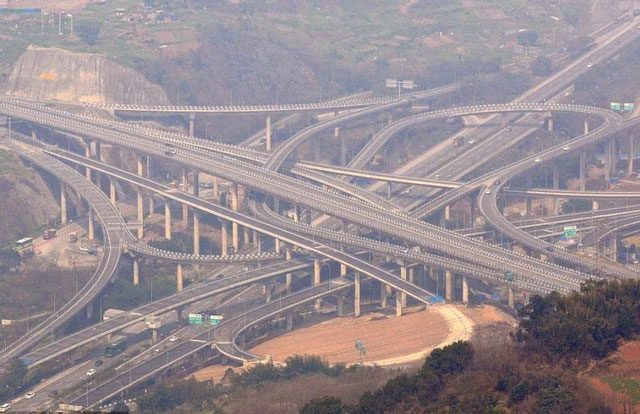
[624,103,636,111]
[209,315,223,325]
[563,226,577,238]
[611,102,622,111]
[188,313,203,325]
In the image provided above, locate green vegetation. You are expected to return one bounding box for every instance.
[603,377,640,403]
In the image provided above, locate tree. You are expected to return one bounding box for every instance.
[531,56,553,77]
[517,30,539,47]
[300,396,345,414]
[423,340,474,377]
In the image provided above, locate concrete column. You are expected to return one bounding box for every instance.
[137,188,144,239]
[88,208,95,240]
[177,263,184,292]
[386,181,392,199]
[354,271,361,317]
[136,154,144,176]
[265,115,272,151]
[84,140,92,180]
[508,287,515,309]
[193,211,200,256]
[275,238,281,254]
[286,312,293,331]
[409,267,415,284]
[525,198,532,216]
[547,116,553,132]
[340,263,347,278]
[60,183,67,224]
[584,120,590,135]
[192,171,199,197]
[395,289,402,317]
[608,139,617,181]
[230,185,239,251]
[164,202,172,240]
[380,282,388,309]
[337,295,345,317]
[285,247,293,293]
[444,205,451,221]
[252,230,259,247]
[629,135,635,177]
[132,258,139,286]
[462,275,469,305]
[86,303,93,320]
[552,166,560,189]
[314,258,321,311]
[189,113,195,137]
[148,195,154,216]
[592,199,600,211]
[221,221,228,256]
[445,270,453,301]
[182,168,188,228]
[109,179,117,205]
[212,176,220,201]
[579,151,586,191]
[400,265,407,307]
[243,227,250,245]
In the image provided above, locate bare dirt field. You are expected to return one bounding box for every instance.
[190,304,514,383]
[588,341,640,411]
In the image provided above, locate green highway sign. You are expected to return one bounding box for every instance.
[563,226,577,238]
[188,313,203,325]
[209,315,224,325]
[611,102,622,111]
[624,103,636,111]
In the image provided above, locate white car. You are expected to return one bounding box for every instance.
[587,63,593,68]
[562,145,570,151]
[484,189,491,194]
[25,392,35,400]
[86,368,96,377]
[468,139,476,144]
[534,157,542,163]
[0,403,10,413]
[169,335,178,342]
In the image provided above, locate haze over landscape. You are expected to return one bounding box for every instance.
[2,0,640,413]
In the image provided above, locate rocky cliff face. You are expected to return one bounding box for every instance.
[3,47,170,105]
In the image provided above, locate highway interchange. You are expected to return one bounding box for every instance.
[1,12,640,411]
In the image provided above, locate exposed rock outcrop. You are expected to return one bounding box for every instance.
[3,46,170,105]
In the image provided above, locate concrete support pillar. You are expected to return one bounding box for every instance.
[444,205,451,221]
[152,329,158,342]
[252,230,259,247]
[354,271,361,317]
[579,151,586,191]
[148,195,154,216]
[177,263,184,292]
[445,270,453,301]
[584,120,590,135]
[88,208,95,240]
[285,247,293,293]
[547,116,553,132]
[607,139,616,181]
[221,221,228,256]
[409,267,415,284]
[340,263,347,278]
[189,113,195,138]
[132,257,139,286]
[109,179,117,205]
[386,181,392,199]
[286,312,293,331]
[462,275,469,305]
[192,171,199,197]
[230,185,239,251]
[380,282,388,309]
[337,295,345,317]
[395,289,402,317]
[212,176,220,201]
[592,199,600,211]
[86,303,93,320]
[182,168,188,228]
[508,287,515,309]
[314,258,321,311]
[136,154,144,176]
[164,203,172,240]
[400,265,407,307]
[193,211,200,256]
[275,238,281,254]
[243,227,250,245]
[525,198,532,216]
[629,135,635,177]
[84,141,92,180]
[552,166,560,189]
[265,115,272,151]
[137,187,144,239]
[60,183,67,224]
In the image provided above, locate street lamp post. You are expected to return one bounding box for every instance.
[5,385,14,401]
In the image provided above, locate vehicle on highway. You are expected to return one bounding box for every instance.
[154,348,161,354]
[169,335,178,342]
[468,139,476,144]
[0,403,10,412]
[534,157,542,163]
[86,368,96,377]
[484,189,491,194]
[452,136,464,147]
[562,145,571,151]
[47,391,59,398]
[546,246,555,253]
[505,127,512,132]
[587,63,593,68]
[164,149,177,156]
[403,188,412,194]
[25,392,35,399]
[79,246,90,252]
[95,359,103,367]
[104,338,127,357]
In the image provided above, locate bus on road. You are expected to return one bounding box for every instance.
[104,338,127,357]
